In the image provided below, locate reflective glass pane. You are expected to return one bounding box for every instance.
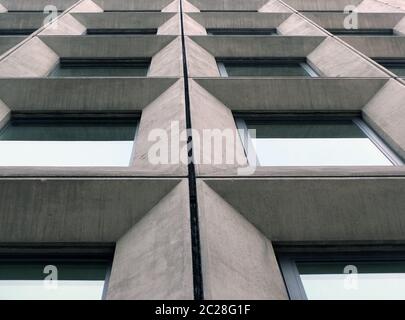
[0,119,137,166]
[297,261,405,300]
[246,120,393,166]
[222,62,311,77]
[207,28,277,35]
[0,261,108,300]
[384,65,405,77]
[49,65,149,77]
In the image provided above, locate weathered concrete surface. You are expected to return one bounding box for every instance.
[0,178,180,242]
[148,37,183,77]
[190,36,325,58]
[198,181,288,300]
[0,3,6,12]
[188,12,291,29]
[0,37,58,77]
[39,13,87,36]
[163,0,200,12]
[183,14,207,35]
[189,0,269,11]
[186,37,220,77]
[194,78,388,112]
[157,13,181,35]
[0,78,177,111]
[394,16,405,35]
[93,0,173,11]
[205,177,405,241]
[107,180,193,300]
[278,13,326,36]
[355,0,405,12]
[282,0,363,11]
[340,36,405,58]
[308,37,387,77]
[0,99,9,130]
[70,0,103,13]
[132,80,188,176]
[0,37,25,55]
[0,0,77,11]
[189,79,247,175]
[259,0,292,13]
[0,13,49,30]
[39,35,176,58]
[363,79,405,160]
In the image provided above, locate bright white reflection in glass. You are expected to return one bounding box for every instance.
[246,120,393,166]
[0,119,137,167]
[0,262,108,300]
[298,262,405,300]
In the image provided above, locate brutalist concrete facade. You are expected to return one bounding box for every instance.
[0,0,405,300]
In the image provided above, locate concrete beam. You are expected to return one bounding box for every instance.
[282,0,363,12]
[0,0,78,11]
[107,180,193,300]
[341,36,405,58]
[39,13,87,36]
[0,37,25,55]
[188,0,269,12]
[70,0,103,13]
[93,0,174,11]
[308,37,388,77]
[198,180,288,300]
[259,0,293,12]
[363,79,405,160]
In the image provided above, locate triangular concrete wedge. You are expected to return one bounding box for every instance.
[157,13,181,35]
[183,14,207,35]
[0,3,6,12]
[70,0,103,12]
[0,99,10,129]
[185,37,220,77]
[162,0,200,12]
[39,13,87,35]
[259,0,292,12]
[148,37,183,77]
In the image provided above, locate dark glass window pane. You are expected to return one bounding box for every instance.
[222,61,311,77]
[207,28,277,35]
[87,29,157,35]
[328,29,394,35]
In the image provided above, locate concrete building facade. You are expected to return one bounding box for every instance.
[0,0,405,300]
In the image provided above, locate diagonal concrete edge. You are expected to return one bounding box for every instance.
[355,0,405,12]
[394,16,405,35]
[197,180,288,300]
[70,0,103,13]
[259,0,292,12]
[183,13,207,35]
[148,37,183,77]
[277,13,325,36]
[157,13,181,35]
[185,37,220,77]
[107,180,194,300]
[0,99,10,130]
[0,2,6,12]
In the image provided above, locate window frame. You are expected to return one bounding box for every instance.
[277,247,405,300]
[0,245,115,300]
[234,113,403,167]
[327,28,394,36]
[217,58,319,78]
[86,28,158,35]
[206,28,278,36]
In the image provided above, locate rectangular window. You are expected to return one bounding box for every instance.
[207,28,277,36]
[278,250,405,300]
[236,115,402,166]
[0,249,112,300]
[328,29,394,36]
[376,59,405,77]
[49,58,151,77]
[218,59,318,77]
[0,114,138,167]
[0,29,37,35]
[86,28,158,35]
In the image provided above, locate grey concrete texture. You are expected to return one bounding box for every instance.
[148,37,183,76]
[188,12,292,29]
[0,12,52,30]
[190,35,326,58]
[0,36,25,55]
[186,37,220,77]
[107,180,193,300]
[72,12,175,29]
[204,177,405,242]
[341,36,405,58]
[363,79,405,160]
[39,13,87,36]
[282,0,363,11]
[0,178,181,242]
[182,14,207,35]
[39,35,177,58]
[194,78,388,111]
[0,0,78,11]
[277,13,326,36]
[92,0,173,11]
[0,78,177,111]
[259,0,293,13]
[188,0,269,11]
[198,180,288,300]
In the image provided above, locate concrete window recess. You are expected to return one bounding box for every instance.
[217,59,318,77]
[48,58,151,77]
[278,249,405,300]
[375,59,405,77]
[0,115,139,166]
[236,116,402,166]
[86,28,158,35]
[206,28,278,36]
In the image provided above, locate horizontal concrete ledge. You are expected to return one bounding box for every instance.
[190,35,326,58]
[0,78,178,111]
[0,178,182,242]
[204,177,405,242]
[194,78,388,111]
[39,35,177,58]
[197,166,405,178]
[341,36,405,58]
[0,36,25,55]
[188,0,269,11]
[92,0,174,11]
[0,0,78,11]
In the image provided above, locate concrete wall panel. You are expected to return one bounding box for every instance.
[39,13,86,36]
[185,37,220,77]
[148,37,183,77]
[278,13,326,36]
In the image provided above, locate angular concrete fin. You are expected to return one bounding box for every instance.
[70,0,103,12]
[277,13,326,36]
[39,13,87,35]
[148,37,183,77]
[189,79,248,175]
[394,16,405,35]
[0,3,6,12]
[183,13,207,35]
[0,99,10,130]
[132,80,187,176]
[197,180,288,300]
[259,0,292,12]
[355,0,405,12]
[0,37,59,77]
[308,37,387,77]
[162,0,180,12]
[107,180,193,300]
[183,0,200,12]
[185,37,220,77]
[363,79,405,160]
[157,13,181,35]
